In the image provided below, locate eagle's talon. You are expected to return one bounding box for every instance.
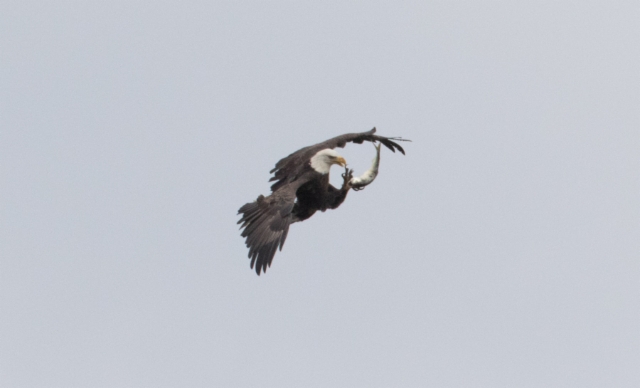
[341,167,354,190]
[343,168,353,182]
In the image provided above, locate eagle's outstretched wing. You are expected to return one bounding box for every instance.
[237,185,298,275]
[269,127,409,191]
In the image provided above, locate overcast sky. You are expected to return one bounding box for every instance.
[1,1,638,387]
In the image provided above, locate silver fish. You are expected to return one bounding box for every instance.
[349,142,381,191]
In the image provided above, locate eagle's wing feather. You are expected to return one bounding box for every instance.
[269,127,409,191]
[237,184,299,275]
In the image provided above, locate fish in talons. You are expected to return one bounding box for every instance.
[349,142,381,191]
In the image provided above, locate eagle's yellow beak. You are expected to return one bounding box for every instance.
[335,157,347,167]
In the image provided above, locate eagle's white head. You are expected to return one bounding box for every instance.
[309,149,347,174]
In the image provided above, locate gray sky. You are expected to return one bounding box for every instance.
[1,1,638,387]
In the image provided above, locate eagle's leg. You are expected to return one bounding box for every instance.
[325,167,353,210]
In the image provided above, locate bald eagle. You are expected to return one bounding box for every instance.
[237,127,410,275]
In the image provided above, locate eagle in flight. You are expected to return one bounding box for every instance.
[238,127,410,275]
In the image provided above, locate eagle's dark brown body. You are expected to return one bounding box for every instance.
[238,128,409,275]
[292,170,350,223]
